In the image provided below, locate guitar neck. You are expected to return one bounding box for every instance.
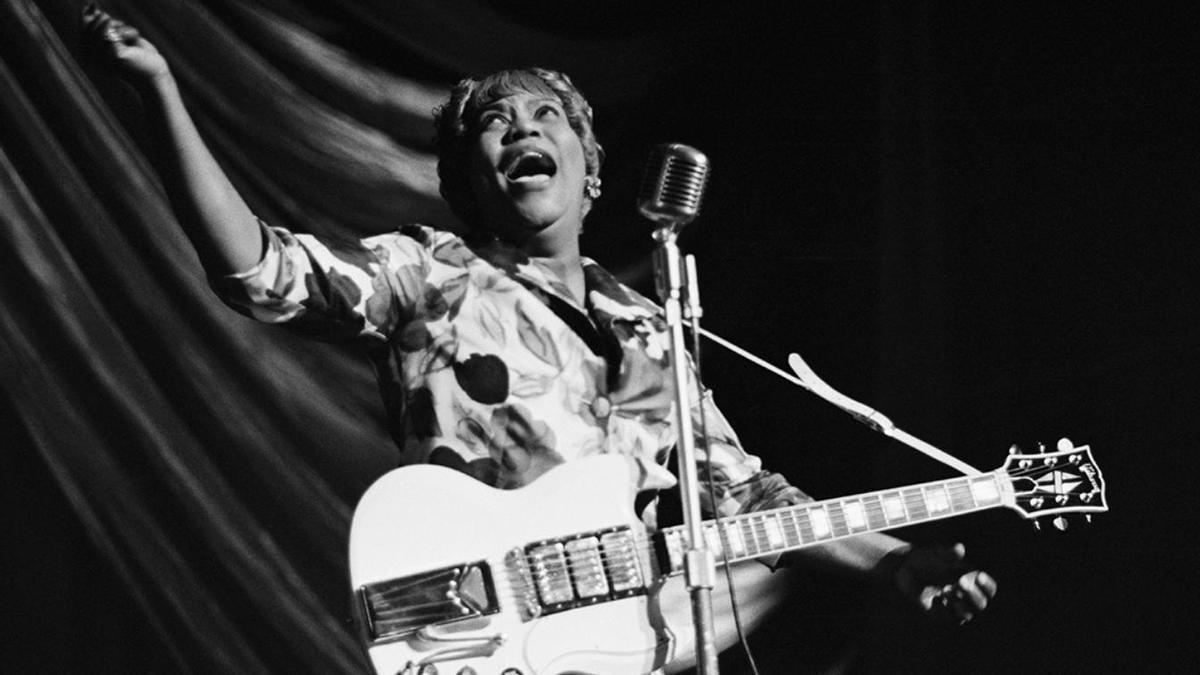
[656,470,1013,574]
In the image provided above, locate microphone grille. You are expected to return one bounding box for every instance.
[637,143,710,225]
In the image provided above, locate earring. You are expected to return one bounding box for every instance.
[583,175,602,200]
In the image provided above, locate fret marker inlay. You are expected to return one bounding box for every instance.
[763,515,784,548]
[725,522,745,556]
[810,508,831,538]
[884,495,906,522]
[844,501,867,530]
[926,486,950,513]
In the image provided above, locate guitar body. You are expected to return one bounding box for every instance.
[350,455,689,675]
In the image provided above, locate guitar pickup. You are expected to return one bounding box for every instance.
[523,526,647,616]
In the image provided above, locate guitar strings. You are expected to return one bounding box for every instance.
[542,488,988,572]
[515,493,986,579]
[494,465,1091,587]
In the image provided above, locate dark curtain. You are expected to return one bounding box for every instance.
[4,1,1197,673]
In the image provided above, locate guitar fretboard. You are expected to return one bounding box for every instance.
[658,471,1012,574]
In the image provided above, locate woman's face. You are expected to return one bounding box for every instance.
[466,90,588,245]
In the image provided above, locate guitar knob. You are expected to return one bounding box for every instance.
[1053,516,1069,531]
[456,668,478,675]
[417,665,438,675]
[501,669,524,675]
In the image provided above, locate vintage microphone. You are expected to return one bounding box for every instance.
[638,143,710,226]
[638,143,721,674]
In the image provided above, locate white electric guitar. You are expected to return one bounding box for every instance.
[349,444,1107,675]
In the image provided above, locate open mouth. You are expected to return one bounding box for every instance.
[503,151,557,184]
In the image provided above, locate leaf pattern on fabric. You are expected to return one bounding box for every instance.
[584,260,663,317]
[373,263,428,327]
[364,272,400,335]
[304,267,362,316]
[629,320,669,364]
[322,236,377,272]
[290,268,365,340]
[439,272,471,320]
[420,284,450,320]
[397,320,433,352]
[476,297,506,345]
[487,403,562,484]
[516,301,562,369]
[455,414,492,455]
[453,353,509,404]
[431,236,474,267]
[415,324,458,375]
[509,375,553,398]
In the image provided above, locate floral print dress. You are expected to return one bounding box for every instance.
[215,222,805,523]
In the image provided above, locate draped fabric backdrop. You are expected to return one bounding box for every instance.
[3,1,1197,673]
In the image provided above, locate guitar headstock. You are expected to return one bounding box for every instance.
[1001,440,1108,522]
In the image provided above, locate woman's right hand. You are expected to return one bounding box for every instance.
[81,3,170,88]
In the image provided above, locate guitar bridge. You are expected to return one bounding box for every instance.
[358,561,499,643]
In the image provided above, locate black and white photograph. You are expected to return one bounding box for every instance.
[2,2,1195,673]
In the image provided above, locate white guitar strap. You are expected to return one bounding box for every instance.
[690,325,983,476]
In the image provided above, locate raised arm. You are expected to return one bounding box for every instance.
[81,3,262,274]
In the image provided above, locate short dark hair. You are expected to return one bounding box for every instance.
[434,68,604,230]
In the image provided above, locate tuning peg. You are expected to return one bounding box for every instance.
[1085,514,1093,524]
[1057,437,1074,451]
[1033,519,1042,531]
[1053,516,1069,531]
[1037,441,1047,453]
[1008,444,1021,455]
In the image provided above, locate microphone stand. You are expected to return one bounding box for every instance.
[653,225,719,675]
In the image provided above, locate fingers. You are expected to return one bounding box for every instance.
[934,570,998,624]
[81,3,140,49]
[957,570,993,611]
[949,542,967,561]
[974,569,998,600]
[917,583,947,611]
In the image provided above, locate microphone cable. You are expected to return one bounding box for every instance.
[687,292,763,675]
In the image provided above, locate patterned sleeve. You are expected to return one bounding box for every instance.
[211,219,435,342]
[690,388,812,519]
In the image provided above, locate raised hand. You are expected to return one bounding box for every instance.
[80,2,169,87]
